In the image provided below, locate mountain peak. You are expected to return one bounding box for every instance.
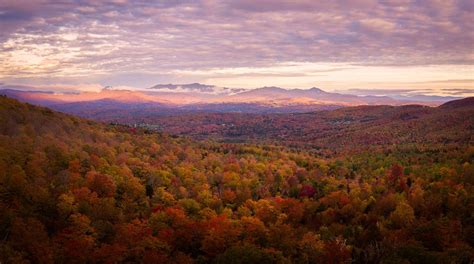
[309,87,325,93]
[258,86,286,91]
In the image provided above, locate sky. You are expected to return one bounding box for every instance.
[0,0,473,96]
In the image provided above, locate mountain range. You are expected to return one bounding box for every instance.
[0,83,463,116]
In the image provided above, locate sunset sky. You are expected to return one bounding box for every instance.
[0,0,473,95]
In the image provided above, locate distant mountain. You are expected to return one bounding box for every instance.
[0,88,171,105]
[0,89,62,106]
[0,84,458,117]
[224,86,407,106]
[391,94,462,102]
[147,83,449,106]
[334,88,464,102]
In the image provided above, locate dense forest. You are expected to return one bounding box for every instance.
[0,96,473,263]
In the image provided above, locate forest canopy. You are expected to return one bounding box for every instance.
[0,96,473,263]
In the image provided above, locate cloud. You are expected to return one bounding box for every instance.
[0,83,106,93]
[357,18,396,33]
[336,87,473,100]
[0,0,472,89]
[440,88,474,95]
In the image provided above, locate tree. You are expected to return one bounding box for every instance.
[9,218,54,264]
[86,171,116,197]
[322,238,352,264]
[390,201,415,228]
[388,163,405,191]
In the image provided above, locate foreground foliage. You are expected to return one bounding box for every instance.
[0,97,473,263]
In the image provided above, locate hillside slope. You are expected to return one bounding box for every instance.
[0,96,472,263]
[120,98,474,152]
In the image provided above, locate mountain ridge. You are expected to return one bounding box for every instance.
[0,83,454,114]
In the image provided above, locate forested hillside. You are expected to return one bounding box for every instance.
[104,98,474,154]
[0,96,473,263]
